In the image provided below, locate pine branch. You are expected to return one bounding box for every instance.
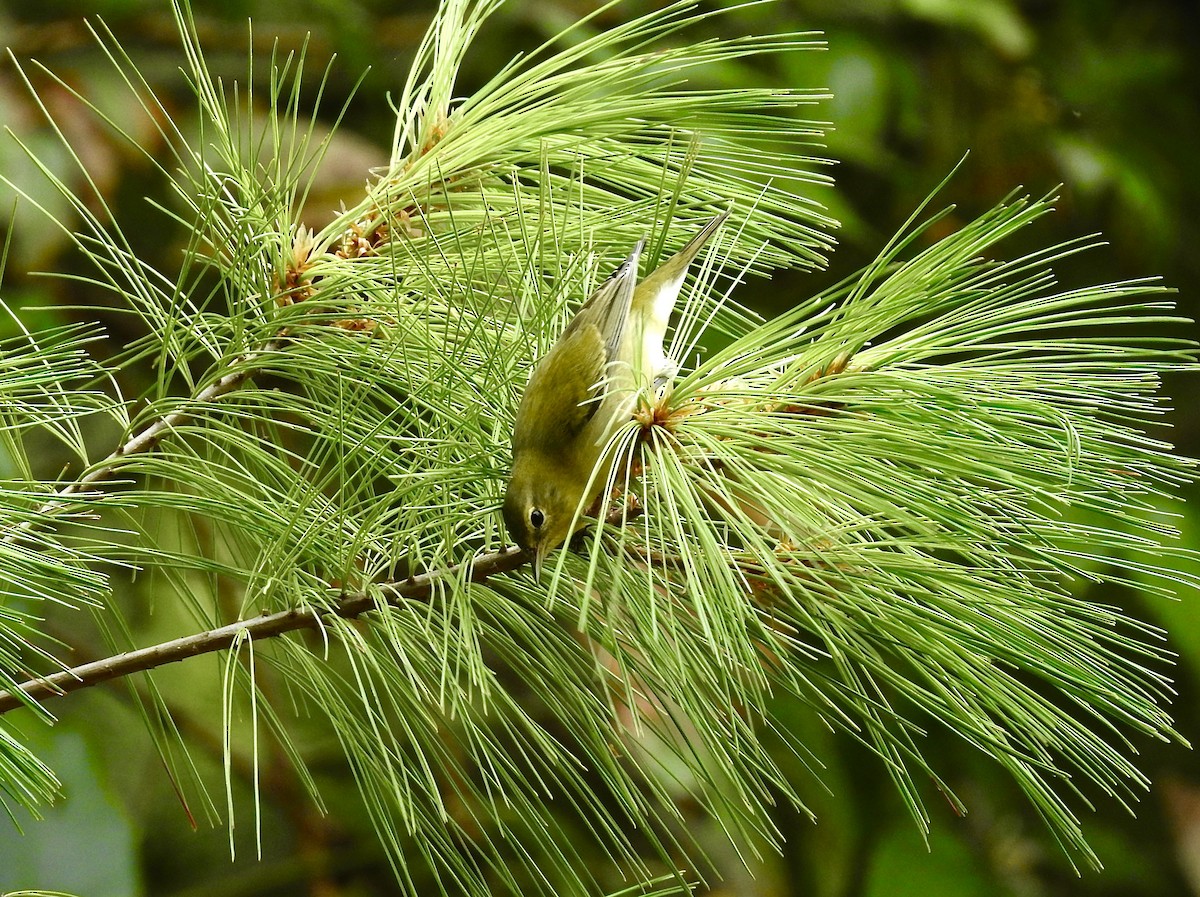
[0,543,527,714]
[1,339,286,545]
[0,501,648,715]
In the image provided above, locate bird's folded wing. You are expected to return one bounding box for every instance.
[513,320,609,449]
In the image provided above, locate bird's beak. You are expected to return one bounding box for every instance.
[531,545,545,585]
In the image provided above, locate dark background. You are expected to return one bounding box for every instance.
[0,1,1197,895]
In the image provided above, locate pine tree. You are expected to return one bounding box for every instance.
[0,2,1193,894]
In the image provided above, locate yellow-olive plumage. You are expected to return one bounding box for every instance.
[503,214,728,581]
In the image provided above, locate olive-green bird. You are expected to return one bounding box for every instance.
[503,213,728,581]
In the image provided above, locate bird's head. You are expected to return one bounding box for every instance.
[502,453,585,583]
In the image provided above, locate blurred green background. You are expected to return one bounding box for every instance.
[1,1,1197,895]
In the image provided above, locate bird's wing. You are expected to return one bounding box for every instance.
[513,240,647,453]
[567,240,643,361]
[513,319,608,450]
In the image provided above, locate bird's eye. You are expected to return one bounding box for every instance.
[530,508,545,529]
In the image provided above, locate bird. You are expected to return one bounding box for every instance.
[503,213,728,582]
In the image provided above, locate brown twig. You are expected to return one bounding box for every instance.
[0,500,650,715]
[0,544,531,714]
[3,340,284,544]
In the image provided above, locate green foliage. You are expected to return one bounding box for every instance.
[598,181,1193,866]
[0,1,1193,895]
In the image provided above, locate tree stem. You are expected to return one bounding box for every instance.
[3,341,283,543]
[0,544,530,714]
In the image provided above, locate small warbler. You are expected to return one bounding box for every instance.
[503,213,728,581]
